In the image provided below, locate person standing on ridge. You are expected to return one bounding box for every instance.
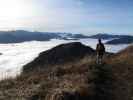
[96,39,105,64]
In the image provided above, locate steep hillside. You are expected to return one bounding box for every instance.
[108,44,133,64]
[23,42,95,73]
[105,45,133,100]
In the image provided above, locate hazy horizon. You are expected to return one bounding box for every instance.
[0,0,133,35]
[0,30,132,36]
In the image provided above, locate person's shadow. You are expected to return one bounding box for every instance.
[92,63,115,100]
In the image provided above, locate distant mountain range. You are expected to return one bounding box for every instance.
[0,30,133,44]
[106,37,133,44]
[89,33,133,44]
[0,30,89,43]
[88,33,122,39]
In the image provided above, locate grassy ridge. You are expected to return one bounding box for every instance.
[0,44,133,100]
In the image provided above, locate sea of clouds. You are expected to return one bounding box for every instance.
[0,39,129,79]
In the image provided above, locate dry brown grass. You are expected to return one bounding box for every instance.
[0,55,95,100]
[0,45,133,100]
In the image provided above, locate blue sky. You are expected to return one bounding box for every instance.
[0,0,133,35]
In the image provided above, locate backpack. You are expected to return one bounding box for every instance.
[96,43,105,54]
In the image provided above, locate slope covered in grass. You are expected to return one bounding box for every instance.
[0,43,133,100]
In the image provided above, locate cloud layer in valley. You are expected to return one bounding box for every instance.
[0,39,129,79]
